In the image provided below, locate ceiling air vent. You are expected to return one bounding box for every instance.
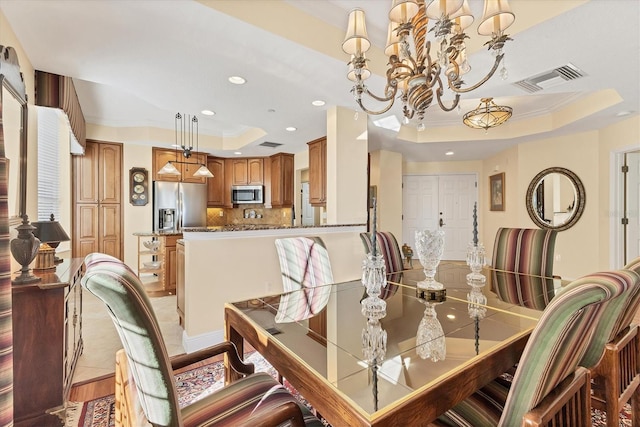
[513,63,586,93]
[259,141,282,148]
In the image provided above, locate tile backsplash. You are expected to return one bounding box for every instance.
[207,206,292,227]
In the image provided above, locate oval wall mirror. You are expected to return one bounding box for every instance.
[525,167,585,231]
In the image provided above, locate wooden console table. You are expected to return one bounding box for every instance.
[12,258,84,426]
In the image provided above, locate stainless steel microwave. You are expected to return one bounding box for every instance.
[232,185,264,204]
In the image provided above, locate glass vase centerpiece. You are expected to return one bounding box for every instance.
[415,229,445,290]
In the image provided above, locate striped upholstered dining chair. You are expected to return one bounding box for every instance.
[491,227,558,276]
[82,252,323,427]
[589,256,640,427]
[432,269,639,427]
[360,231,404,298]
[273,236,333,323]
[490,228,559,311]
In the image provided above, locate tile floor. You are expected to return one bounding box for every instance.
[73,292,185,384]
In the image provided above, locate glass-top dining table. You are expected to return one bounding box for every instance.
[224,263,569,426]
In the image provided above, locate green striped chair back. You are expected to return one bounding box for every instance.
[500,270,638,426]
[82,252,180,426]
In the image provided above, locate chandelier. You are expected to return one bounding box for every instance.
[463,97,512,130]
[342,0,515,129]
[158,113,214,177]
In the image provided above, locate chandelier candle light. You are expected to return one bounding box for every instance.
[342,0,515,129]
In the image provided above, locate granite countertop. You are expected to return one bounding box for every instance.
[133,231,185,237]
[181,223,366,232]
[135,224,365,235]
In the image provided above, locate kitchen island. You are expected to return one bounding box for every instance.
[178,223,366,352]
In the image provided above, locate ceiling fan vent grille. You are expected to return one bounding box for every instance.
[513,63,586,93]
[259,141,282,148]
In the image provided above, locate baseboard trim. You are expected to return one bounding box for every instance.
[182,329,224,353]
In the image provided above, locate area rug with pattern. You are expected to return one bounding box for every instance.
[67,352,632,427]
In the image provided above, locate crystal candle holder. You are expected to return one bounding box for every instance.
[362,318,387,364]
[467,285,487,319]
[466,242,486,287]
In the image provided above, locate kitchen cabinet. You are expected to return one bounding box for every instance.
[73,140,123,259]
[12,259,84,426]
[308,137,326,206]
[206,156,226,207]
[230,158,263,185]
[152,147,207,184]
[270,153,294,207]
[176,240,185,325]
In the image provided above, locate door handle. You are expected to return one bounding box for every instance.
[439,218,445,227]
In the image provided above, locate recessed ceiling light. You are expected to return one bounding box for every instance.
[228,76,246,85]
[234,151,242,155]
[446,314,456,320]
[285,127,297,132]
[312,100,325,107]
[616,110,633,117]
[445,151,454,156]
[201,110,215,116]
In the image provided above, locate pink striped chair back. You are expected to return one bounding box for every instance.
[274,237,333,323]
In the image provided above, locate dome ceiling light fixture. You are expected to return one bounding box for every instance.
[462,97,512,131]
[342,0,515,129]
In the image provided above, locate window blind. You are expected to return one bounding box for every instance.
[37,107,61,221]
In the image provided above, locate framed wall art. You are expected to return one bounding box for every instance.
[489,172,505,211]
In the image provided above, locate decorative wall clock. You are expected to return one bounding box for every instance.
[129,167,149,206]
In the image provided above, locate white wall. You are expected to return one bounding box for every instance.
[370,150,403,239]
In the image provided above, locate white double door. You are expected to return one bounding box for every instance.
[403,174,478,261]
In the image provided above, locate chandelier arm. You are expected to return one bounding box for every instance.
[435,89,460,112]
[356,95,396,116]
[361,85,398,104]
[448,54,504,94]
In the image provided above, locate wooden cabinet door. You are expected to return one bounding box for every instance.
[308,137,326,206]
[74,204,99,258]
[207,157,226,207]
[176,242,185,325]
[100,204,121,259]
[99,142,122,204]
[73,141,99,204]
[153,148,181,182]
[166,245,177,293]
[224,158,234,207]
[247,158,264,185]
[231,159,248,185]
[270,155,283,207]
[281,154,294,207]
[182,152,207,184]
[270,153,294,207]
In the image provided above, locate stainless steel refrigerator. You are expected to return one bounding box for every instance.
[153,181,208,231]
